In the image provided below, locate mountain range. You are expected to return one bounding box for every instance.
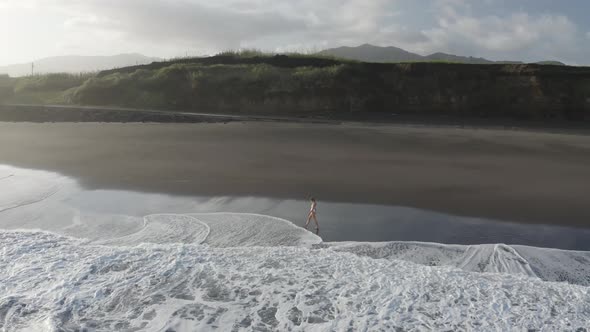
[318,44,566,65]
[0,54,162,77]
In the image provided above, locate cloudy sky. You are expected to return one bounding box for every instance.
[1,0,589,65]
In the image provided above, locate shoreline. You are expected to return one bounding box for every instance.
[3,103,590,135]
[1,121,590,227]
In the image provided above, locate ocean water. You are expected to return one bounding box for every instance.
[1,165,590,331]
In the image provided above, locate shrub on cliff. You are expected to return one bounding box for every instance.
[14,73,93,93]
[0,75,14,103]
[67,57,590,120]
[70,63,349,111]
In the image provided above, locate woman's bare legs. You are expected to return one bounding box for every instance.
[312,213,319,234]
[305,212,319,232]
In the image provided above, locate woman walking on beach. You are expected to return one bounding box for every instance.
[305,197,319,233]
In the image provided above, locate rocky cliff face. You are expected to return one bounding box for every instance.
[349,63,590,120]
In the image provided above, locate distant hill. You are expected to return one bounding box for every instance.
[318,44,423,63]
[0,54,161,77]
[319,44,566,65]
[424,52,494,64]
[534,61,566,66]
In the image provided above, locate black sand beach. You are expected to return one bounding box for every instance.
[1,121,590,227]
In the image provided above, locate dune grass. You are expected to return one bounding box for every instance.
[67,62,348,110]
[215,49,355,62]
[0,73,96,105]
[0,75,14,103]
[13,73,94,93]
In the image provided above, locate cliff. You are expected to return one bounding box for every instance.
[4,55,590,122]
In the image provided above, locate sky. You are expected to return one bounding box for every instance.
[0,0,589,65]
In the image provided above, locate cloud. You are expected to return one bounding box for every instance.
[0,0,37,9]
[429,13,575,51]
[47,0,405,55]
[421,1,580,62]
[58,0,306,52]
[0,0,587,64]
[0,0,409,61]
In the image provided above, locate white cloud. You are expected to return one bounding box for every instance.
[0,0,587,64]
[428,13,575,51]
[46,0,403,56]
[0,0,37,9]
[60,1,303,51]
[419,1,580,62]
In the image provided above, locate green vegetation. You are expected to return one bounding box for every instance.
[0,73,95,104]
[68,62,348,111]
[0,75,14,104]
[216,49,273,58]
[14,73,93,93]
[2,53,590,121]
[216,49,353,62]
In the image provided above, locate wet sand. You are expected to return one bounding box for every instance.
[1,121,590,226]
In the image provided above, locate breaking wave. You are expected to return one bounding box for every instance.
[1,165,590,331]
[2,229,590,332]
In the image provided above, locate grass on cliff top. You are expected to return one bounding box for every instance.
[1,54,350,107]
[215,49,354,62]
[67,63,348,109]
[0,72,96,105]
[13,73,95,93]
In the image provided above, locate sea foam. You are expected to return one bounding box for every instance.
[2,229,590,331]
[1,165,590,331]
